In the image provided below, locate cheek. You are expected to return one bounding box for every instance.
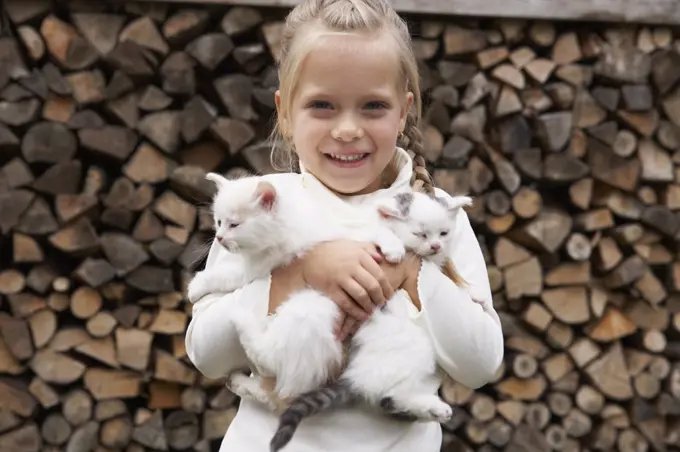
[292,116,327,157]
[369,116,400,146]
[404,235,420,250]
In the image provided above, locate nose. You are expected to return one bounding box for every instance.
[216,235,228,248]
[332,114,364,142]
[217,236,236,252]
[430,243,441,252]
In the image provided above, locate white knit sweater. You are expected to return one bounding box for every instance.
[185,148,504,452]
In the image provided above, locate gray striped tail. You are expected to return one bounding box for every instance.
[269,379,354,452]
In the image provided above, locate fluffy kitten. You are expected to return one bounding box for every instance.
[269,190,472,452]
[382,191,473,287]
[186,172,406,407]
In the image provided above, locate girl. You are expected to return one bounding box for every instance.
[185,0,504,450]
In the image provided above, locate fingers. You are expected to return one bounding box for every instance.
[341,278,375,315]
[339,316,357,341]
[332,288,370,321]
[334,312,361,341]
[360,254,394,301]
[350,320,361,336]
[361,243,382,263]
[352,266,386,307]
[334,312,346,338]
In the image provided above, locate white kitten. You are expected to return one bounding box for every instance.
[375,191,473,268]
[269,191,473,451]
[186,173,405,406]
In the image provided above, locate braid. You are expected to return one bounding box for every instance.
[400,113,435,195]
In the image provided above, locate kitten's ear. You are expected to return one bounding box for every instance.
[378,192,413,220]
[254,181,277,211]
[206,172,228,189]
[394,192,414,215]
[446,195,473,212]
[377,204,402,220]
[376,197,405,221]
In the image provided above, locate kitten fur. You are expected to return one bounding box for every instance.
[269,191,473,452]
[186,173,406,407]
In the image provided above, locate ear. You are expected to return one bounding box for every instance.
[274,90,288,136]
[398,92,414,133]
[377,201,404,221]
[395,191,414,216]
[446,195,473,212]
[274,89,281,111]
[377,192,412,220]
[206,172,228,189]
[254,181,277,211]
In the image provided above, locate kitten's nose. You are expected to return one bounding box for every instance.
[430,243,441,252]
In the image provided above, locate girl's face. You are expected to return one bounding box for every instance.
[277,32,413,195]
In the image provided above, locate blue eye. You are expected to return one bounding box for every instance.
[309,101,332,109]
[365,101,388,109]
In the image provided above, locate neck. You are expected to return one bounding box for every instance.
[304,156,400,198]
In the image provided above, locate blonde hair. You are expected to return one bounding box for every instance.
[269,0,434,195]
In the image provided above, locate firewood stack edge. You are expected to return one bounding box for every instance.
[0,1,679,451]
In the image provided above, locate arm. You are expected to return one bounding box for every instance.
[184,239,271,379]
[407,193,504,389]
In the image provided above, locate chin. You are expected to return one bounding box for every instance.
[325,178,377,195]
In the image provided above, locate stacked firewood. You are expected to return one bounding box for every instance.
[0,0,678,450]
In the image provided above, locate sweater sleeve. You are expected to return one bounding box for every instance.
[184,239,271,379]
[412,191,504,389]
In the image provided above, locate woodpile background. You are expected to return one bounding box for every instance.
[0,0,679,450]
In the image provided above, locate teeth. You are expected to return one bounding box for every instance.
[329,154,365,162]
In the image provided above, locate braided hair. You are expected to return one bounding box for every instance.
[399,113,434,195]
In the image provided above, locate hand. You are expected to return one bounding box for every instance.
[301,240,395,334]
[335,253,421,340]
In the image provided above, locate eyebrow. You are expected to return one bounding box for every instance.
[299,87,397,101]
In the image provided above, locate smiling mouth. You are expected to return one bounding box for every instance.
[326,153,369,162]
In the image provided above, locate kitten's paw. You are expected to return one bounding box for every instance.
[428,402,453,423]
[226,371,251,397]
[186,277,207,302]
[228,372,271,404]
[381,245,406,263]
[380,395,452,423]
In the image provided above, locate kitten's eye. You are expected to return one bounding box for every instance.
[440,231,449,237]
[216,220,222,227]
[413,232,427,239]
[229,223,239,229]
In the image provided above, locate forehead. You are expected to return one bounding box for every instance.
[409,196,450,226]
[212,180,255,214]
[296,31,402,99]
